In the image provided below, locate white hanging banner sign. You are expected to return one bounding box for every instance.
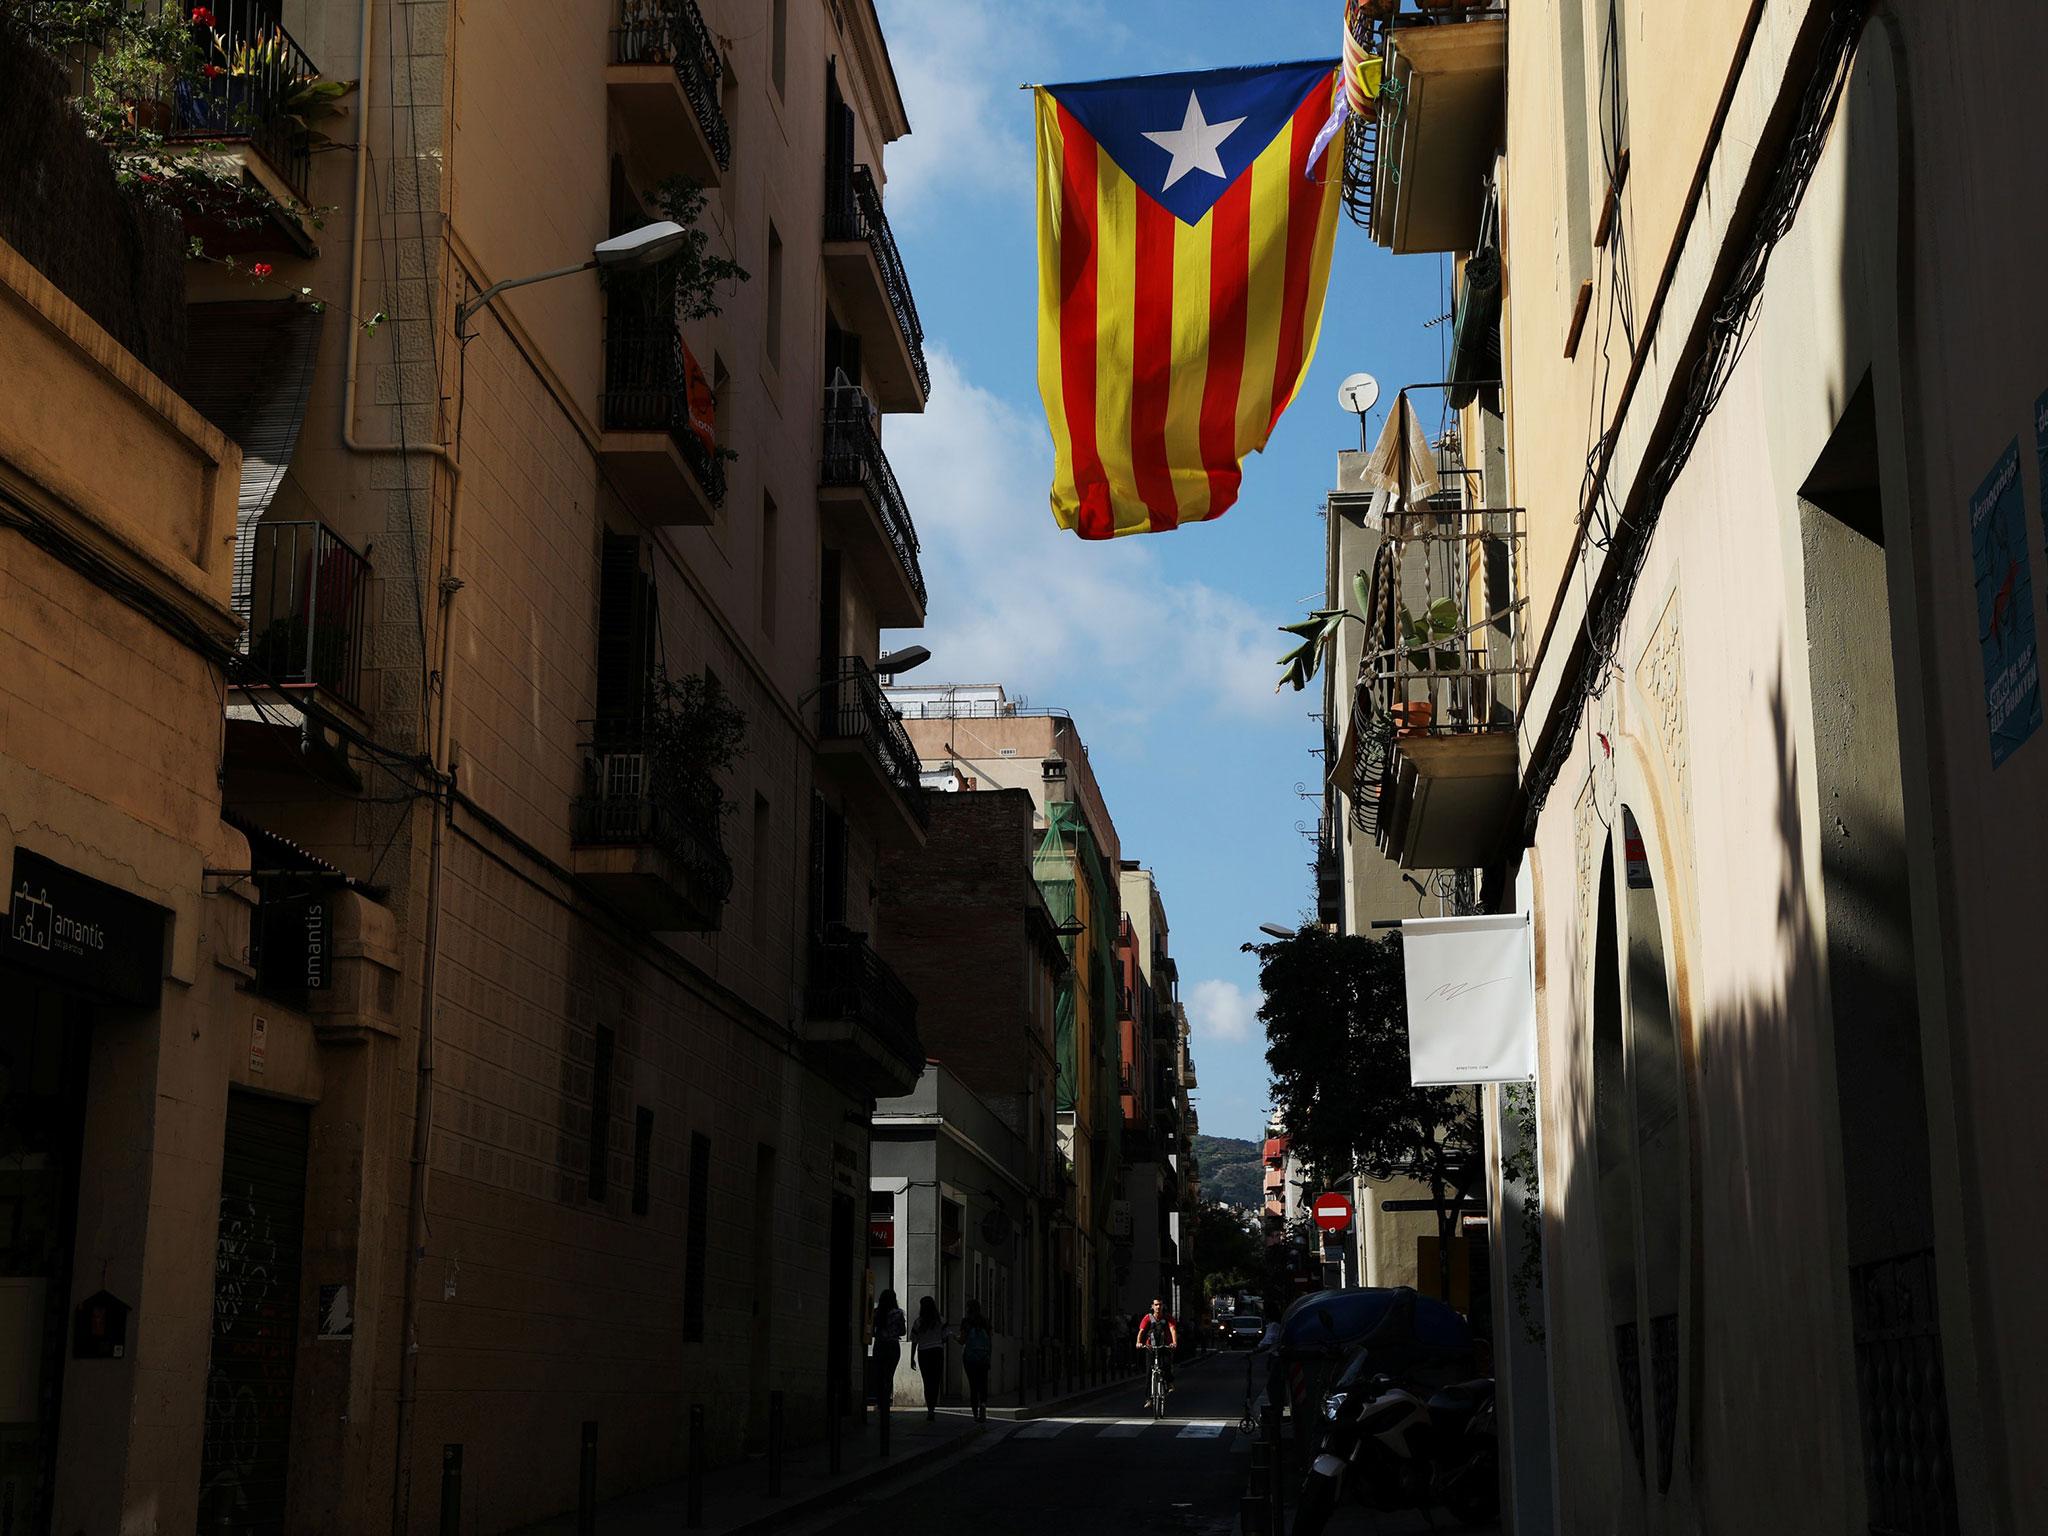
[1401,913,1536,1085]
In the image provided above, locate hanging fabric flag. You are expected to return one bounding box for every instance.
[1035,61,1344,538]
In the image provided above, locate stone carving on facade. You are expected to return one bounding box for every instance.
[1637,591,1694,851]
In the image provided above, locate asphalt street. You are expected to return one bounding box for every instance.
[789,1352,1255,1536]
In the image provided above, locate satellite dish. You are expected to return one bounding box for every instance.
[1336,372,1380,416]
[980,1208,1013,1247]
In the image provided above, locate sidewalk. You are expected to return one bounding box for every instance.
[508,1409,980,1536]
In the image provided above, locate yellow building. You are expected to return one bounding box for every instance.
[1337,2,2048,1531]
[5,0,933,1529]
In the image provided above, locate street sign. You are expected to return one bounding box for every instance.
[1313,1192,1353,1231]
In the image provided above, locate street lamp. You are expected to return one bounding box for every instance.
[877,644,931,679]
[1258,923,1296,940]
[454,221,693,340]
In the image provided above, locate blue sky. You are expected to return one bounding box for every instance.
[875,0,1446,1143]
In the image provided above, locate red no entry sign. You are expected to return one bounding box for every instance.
[1313,1192,1353,1231]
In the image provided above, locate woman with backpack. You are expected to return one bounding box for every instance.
[959,1299,993,1422]
[871,1290,906,1414]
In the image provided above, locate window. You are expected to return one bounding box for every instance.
[770,0,787,99]
[760,491,779,635]
[1556,0,1594,351]
[596,533,655,733]
[712,353,730,453]
[765,224,784,369]
[752,793,773,941]
[632,1106,654,1216]
[589,1026,616,1200]
[684,1133,712,1341]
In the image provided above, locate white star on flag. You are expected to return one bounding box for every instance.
[1142,91,1247,192]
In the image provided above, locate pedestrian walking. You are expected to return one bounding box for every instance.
[910,1295,948,1420]
[959,1299,993,1422]
[871,1289,906,1412]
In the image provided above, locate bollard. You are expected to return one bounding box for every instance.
[768,1391,784,1496]
[687,1404,705,1530]
[1263,1403,1285,1527]
[827,1380,843,1475]
[439,1445,462,1536]
[577,1420,598,1536]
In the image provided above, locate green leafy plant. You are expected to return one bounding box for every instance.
[1399,597,1463,671]
[1275,568,1372,693]
[644,664,747,818]
[643,174,749,320]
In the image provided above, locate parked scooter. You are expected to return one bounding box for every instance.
[1290,1352,1499,1534]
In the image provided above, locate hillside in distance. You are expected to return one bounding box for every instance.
[1192,1134,1262,1208]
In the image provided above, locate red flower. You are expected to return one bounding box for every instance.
[190,5,214,22]
[139,173,160,183]
[250,262,273,278]
[201,62,225,77]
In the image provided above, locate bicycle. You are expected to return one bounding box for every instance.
[1146,1341,1171,1418]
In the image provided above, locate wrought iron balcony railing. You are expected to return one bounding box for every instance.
[1359,503,1526,740]
[242,519,371,708]
[571,731,735,909]
[602,273,727,506]
[610,0,731,171]
[824,162,929,397]
[155,1,320,202]
[805,928,923,1072]
[820,385,926,610]
[819,656,930,830]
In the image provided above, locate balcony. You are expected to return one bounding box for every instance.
[570,731,734,930]
[803,929,925,1098]
[607,0,730,188]
[600,273,724,525]
[224,517,372,782]
[90,1,327,252]
[819,386,927,625]
[1346,3,1507,254]
[1357,500,1526,868]
[815,656,929,845]
[823,162,928,412]
[1315,820,1342,927]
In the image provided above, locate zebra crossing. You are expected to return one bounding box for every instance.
[1009,1416,1239,1443]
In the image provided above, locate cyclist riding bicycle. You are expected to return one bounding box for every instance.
[1135,1298,1178,1404]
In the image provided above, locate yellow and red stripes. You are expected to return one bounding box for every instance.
[1036,76,1343,540]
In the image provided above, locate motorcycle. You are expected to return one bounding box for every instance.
[1289,1352,1499,1535]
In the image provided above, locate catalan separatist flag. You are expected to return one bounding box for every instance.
[1035,62,1344,539]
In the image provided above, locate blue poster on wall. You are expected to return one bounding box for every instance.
[1971,437,2040,766]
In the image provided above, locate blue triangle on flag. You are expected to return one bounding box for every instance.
[1047,61,1335,226]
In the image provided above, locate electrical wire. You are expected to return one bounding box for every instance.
[1522,0,1868,843]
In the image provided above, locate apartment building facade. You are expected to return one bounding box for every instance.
[870,785,1067,1404]
[888,687,1138,1360]
[1336,0,2048,1530]
[6,0,934,1530]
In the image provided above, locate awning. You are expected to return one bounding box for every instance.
[181,300,325,630]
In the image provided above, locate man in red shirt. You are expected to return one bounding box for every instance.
[1135,1297,1178,1398]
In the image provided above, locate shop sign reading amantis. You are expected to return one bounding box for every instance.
[4,848,166,1005]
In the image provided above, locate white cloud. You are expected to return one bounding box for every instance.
[885,349,1293,748]
[874,0,1132,223]
[1186,978,1258,1045]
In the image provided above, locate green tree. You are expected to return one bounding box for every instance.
[1192,1200,1264,1304]
[1250,927,1481,1294]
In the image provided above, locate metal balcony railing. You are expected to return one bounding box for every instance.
[824,162,929,397]
[1360,502,1526,739]
[571,731,735,906]
[242,519,371,708]
[820,385,926,610]
[819,656,930,830]
[601,273,727,505]
[161,1,319,202]
[611,0,731,171]
[805,928,923,1071]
